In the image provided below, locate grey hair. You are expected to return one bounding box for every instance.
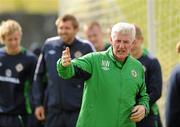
[111,22,136,42]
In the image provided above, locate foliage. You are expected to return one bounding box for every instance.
[0,0,58,14]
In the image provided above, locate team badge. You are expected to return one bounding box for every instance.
[131,69,137,78]
[16,63,24,72]
[5,69,12,77]
[74,51,82,58]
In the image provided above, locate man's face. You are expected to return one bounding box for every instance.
[4,31,21,50]
[57,21,78,44]
[85,26,103,49]
[110,32,132,62]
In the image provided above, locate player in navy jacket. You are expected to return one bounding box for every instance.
[131,25,162,127]
[0,20,37,127]
[166,41,180,127]
[32,14,94,127]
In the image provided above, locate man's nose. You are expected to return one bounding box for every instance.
[59,28,66,33]
[12,39,17,44]
[119,42,125,48]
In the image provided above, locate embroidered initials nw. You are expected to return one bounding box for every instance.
[101,60,110,71]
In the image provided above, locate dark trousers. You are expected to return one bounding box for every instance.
[0,114,25,127]
[45,110,79,127]
[27,114,44,127]
[0,114,43,127]
[136,113,163,127]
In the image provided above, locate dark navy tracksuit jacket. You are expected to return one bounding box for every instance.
[0,47,37,126]
[166,64,180,127]
[33,36,94,113]
[136,51,162,127]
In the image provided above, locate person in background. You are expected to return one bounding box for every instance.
[0,19,37,127]
[57,22,149,127]
[29,42,44,127]
[29,42,41,57]
[176,41,180,53]
[0,42,3,47]
[165,41,180,127]
[32,14,94,127]
[131,25,163,127]
[83,21,110,51]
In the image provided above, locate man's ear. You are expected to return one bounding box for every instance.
[140,36,144,44]
[109,37,113,45]
[130,40,136,49]
[131,40,136,46]
[75,28,79,33]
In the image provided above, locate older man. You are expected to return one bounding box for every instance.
[57,22,149,127]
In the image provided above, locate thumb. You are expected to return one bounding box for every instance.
[131,106,138,113]
[41,110,45,119]
[66,47,70,56]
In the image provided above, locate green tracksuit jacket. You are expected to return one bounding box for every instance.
[57,47,149,127]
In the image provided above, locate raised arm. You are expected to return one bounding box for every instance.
[57,47,93,80]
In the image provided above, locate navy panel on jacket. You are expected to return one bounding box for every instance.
[33,36,94,112]
[0,48,37,115]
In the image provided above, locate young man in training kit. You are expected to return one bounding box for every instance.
[0,19,37,127]
[33,14,94,127]
[131,25,163,127]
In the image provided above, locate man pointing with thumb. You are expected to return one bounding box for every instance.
[57,22,149,127]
